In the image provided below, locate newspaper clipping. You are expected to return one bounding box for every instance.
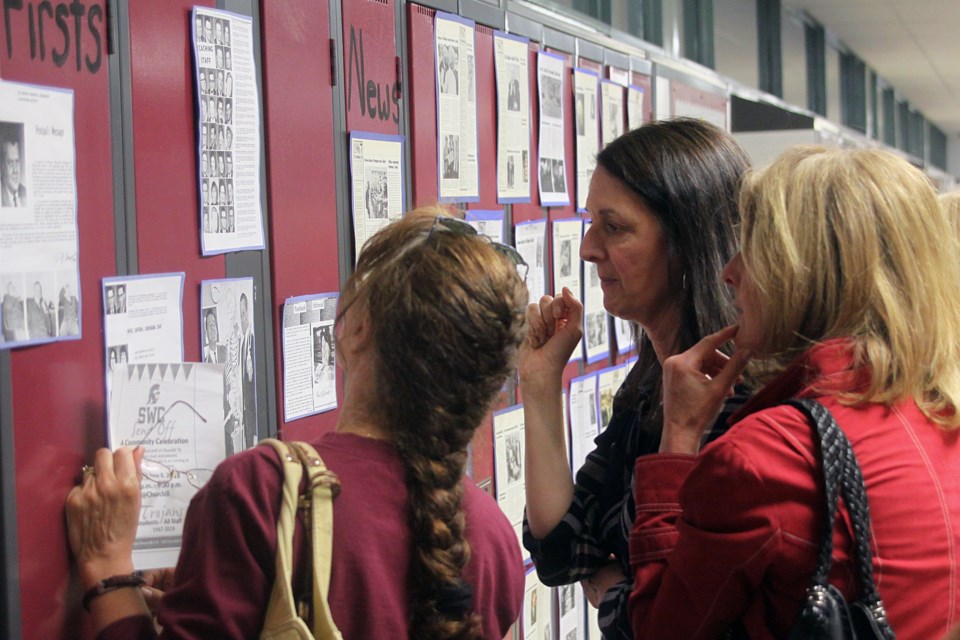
[514,219,547,305]
[537,51,569,206]
[493,404,527,561]
[552,218,583,362]
[102,273,185,396]
[569,373,599,478]
[523,567,554,640]
[200,277,256,454]
[597,363,628,432]
[108,362,225,569]
[435,12,479,202]
[0,80,80,349]
[282,292,339,421]
[193,7,265,255]
[573,68,599,212]
[615,315,634,355]
[601,79,624,148]
[465,209,505,243]
[627,84,646,131]
[494,30,531,203]
[582,221,610,363]
[350,132,404,261]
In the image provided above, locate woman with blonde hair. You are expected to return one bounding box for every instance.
[939,189,960,241]
[66,208,528,639]
[629,146,960,638]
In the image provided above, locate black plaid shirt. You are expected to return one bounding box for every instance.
[523,365,748,639]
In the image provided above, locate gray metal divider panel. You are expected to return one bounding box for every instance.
[630,56,653,77]
[604,48,629,72]
[0,349,21,640]
[111,0,138,277]
[576,38,604,64]
[222,0,278,443]
[459,0,505,30]
[542,26,575,54]
[504,12,543,42]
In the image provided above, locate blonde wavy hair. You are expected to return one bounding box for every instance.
[939,190,960,242]
[739,146,960,428]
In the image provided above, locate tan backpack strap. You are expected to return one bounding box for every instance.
[287,442,343,640]
[258,438,308,636]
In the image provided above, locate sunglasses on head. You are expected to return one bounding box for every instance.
[428,216,529,281]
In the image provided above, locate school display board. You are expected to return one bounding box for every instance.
[0,1,664,637]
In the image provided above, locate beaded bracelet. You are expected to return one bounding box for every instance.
[82,573,147,611]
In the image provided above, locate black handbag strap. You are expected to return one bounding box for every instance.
[783,399,883,605]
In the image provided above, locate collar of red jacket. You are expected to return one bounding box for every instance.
[728,337,870,424]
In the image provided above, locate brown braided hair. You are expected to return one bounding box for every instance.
[338,207,528,638]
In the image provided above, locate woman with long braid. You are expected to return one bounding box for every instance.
[66,208,528,639]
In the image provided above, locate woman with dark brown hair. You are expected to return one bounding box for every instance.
[67,207,528,639]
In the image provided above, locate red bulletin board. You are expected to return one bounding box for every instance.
[407,2,439,207]
[127,0,224,366]
[0,1,115,636]
[342,0,400,135]
[262,0,340,441]
[466,24,498,210]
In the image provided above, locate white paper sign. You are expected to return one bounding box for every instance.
[493,404,527,560]
[435,12,479,202]
[514,219,547,305]
[537,51,569,207]
[574,68,599,212]
[281,292,339,421]
[193,8,265,255]
[350,132,404,261]
[109,362,226,569]
[0,80,80,349]
[103,273,185,386]
[494,31,531,203]
[200,277,256,453]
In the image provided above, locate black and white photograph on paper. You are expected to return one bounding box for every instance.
[201,277,257,454]
[0,121,27,208]
[507,67,521,112]
[540,75,562,119]
[1,273,26,342]
[442,134,460,180]
[505,431,522,483]
[312,324,335,409]
[24,273,57,339]
[364,169,389,220]
[575,92,585,137]
[539,157,553,193]
[438,44,460,96]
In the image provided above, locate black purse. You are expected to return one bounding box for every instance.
[783,399,895,640]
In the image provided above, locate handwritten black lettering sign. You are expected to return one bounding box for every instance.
[3,0,104,73]
[346,25,400,125]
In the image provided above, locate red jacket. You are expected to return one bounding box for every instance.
[629,339,960,639]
